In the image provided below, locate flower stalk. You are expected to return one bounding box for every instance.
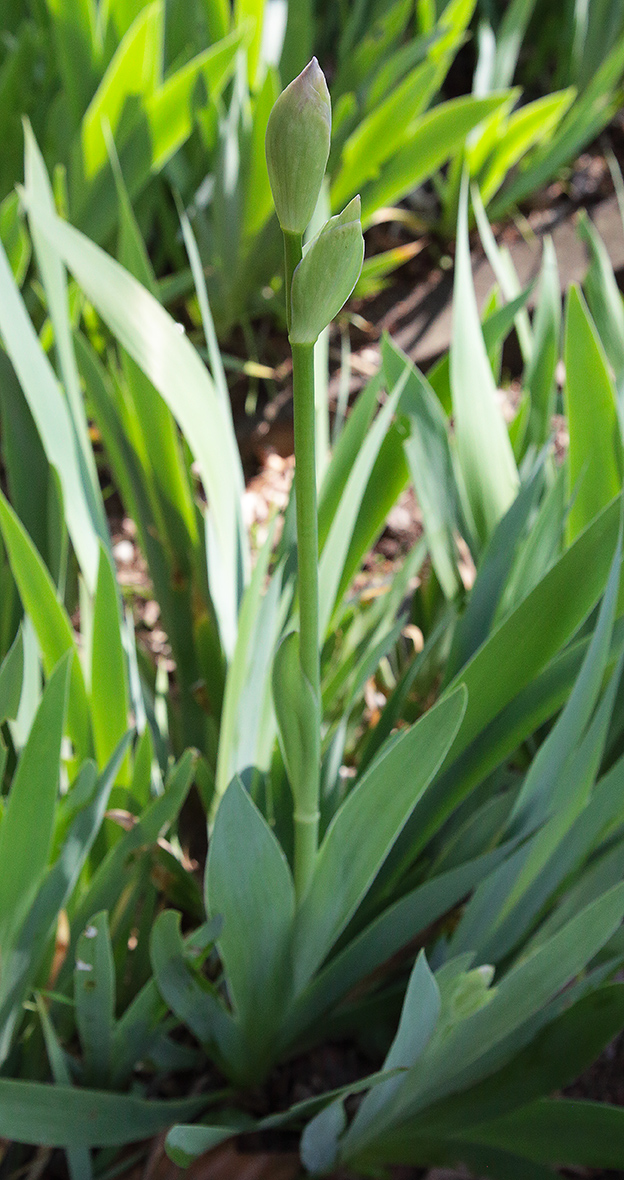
[283,231,302,335]
[290,339,321,898]
[266,58,364,900]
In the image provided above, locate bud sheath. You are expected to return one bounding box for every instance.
[265,58,331,235]
[289,197,364,344]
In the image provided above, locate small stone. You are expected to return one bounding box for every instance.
[113,539,134,564]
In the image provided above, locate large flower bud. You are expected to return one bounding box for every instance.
[289,197,364,344]
[265,58,331,235]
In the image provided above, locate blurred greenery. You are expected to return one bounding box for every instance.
[2,7,624,1178]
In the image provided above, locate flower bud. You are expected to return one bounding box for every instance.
[289,197,364,344]
[265,58,331,235]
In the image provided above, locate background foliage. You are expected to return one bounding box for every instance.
[2,2,624,1179]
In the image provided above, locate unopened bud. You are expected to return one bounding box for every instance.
[289,197,364,344]
[265,58,331,235]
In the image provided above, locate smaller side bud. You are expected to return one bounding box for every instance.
[289,197,364,345]
[265,58,331,235]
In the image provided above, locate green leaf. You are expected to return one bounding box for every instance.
[129,724,154,810]
[447,495,621,761]
[477,90,575,206]
[143,32,243,176]
[409,983,624,1137]
[471,185,533,365]
[285,843,512,1046]
[461,1099,624,1167]
[273,631,321,814]
[110,978,165,1089]
[167,1065,411,1167]
[331,59,438,208]
[110,133,200,566]
[111,137,157,294]
[428,285,533,417]
[214,521,284,806]
[0,349,53,564]
[242,67,280,241]
[579,210,624,390]
[353,1129,557,1177]
[348,952,440,1138]
[0,628,23,725]
[166,1124,241,1168]
[445,460,543,679]
[511,516,622,834]
[279,0,314,82]
[525,236,561,450]
[451,172,519,544]
[351,884,624,1155]
[0,1079,206,1147]
[319,372,406,634]
[383,335,461,598]
[0,192,31,286]
[523,758,624,953]
[0,736,129,1067]
[57,751,195,989]
[433,885,624,1097]
[318,371,382,547]
[37,995,93,1180]
[335,954,443,1164]
[45,0,99,128]
[490,0,539,89]
[400,628,605,877]
[150,910,236,1073]
[177,199,229,411]
[564,284,622,542]
[491,34,624,220]
[73,329,211,741]
[234,0,266,86]
[356,93,510,226]
[80,3,164,180]
[0,655,70,954]
[453,668,623,961]
[300,1100,347,1175]
[206,778,295,1082]
[498,466,566,617]
[71,27,246,243]
[23,194,248,657]
[74,911,115,1088]
[91,546,130,782]
[0,234,101,590]
[23,123,105,534]
[0,489,91,759]
[332,0,412,100]
[355,240,427,300]
[292,685,467,992]
[509,392,530,461]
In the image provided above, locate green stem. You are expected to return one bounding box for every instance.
[291,340,321,900]
[281,225,320,896]
[283,231,302,333]
[283,229,321,897]
[291,343,320,697]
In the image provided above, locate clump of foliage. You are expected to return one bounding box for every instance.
[3,39,624,1180]
[6,0,623,333]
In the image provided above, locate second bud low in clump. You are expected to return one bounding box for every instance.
[265,58,364,342]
